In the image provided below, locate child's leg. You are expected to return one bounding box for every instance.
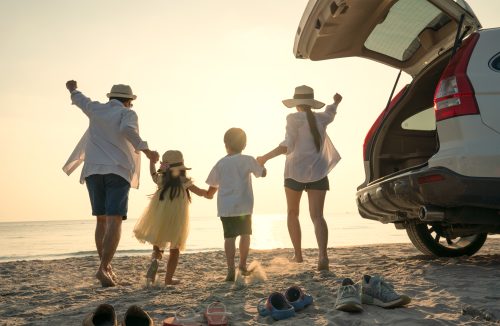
[152,245,163,260]
[224,237,236,281]
[238,235,250,272]
[165,248,180,285]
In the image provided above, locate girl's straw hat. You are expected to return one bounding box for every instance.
[282,85,325,109]
[161,150,191,170]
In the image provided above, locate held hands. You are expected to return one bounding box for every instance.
[333,93,343,104]
[66,80,77,92]
[256,156,266,167]
[144,150,160,163]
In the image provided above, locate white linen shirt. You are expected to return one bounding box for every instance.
[206,154,265,217]
[280,103,341,183]
[62,90,148,189]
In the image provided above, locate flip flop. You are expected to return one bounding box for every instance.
[163,307,202,326]
[204,302,231,326]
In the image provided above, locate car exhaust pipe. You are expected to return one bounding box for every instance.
[419,206,445,222]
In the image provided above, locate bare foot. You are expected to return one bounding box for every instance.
[238,266,254,277]
[290,255,304,263]
[165,278,180,285]
[225,268,235,282]
[96,268,116,287]
[107,265,118,283]
[317,257,330,271]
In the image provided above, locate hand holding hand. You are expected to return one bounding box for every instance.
[144,150,160,163]
[333,93,343,104]
[256,156,266,166]
[66,80,77,92]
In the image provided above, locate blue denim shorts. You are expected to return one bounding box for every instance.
[284,176,330,192]
[85,174,130,220]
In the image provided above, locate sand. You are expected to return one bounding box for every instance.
[0,239,499,325]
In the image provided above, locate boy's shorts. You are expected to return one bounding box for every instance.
[284,176,329,192]
[85,174,130,220]
[220,215,252,239]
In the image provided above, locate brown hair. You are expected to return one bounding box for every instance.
[224,128,247,153]
[304,108,321,152]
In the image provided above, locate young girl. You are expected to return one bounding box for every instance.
[134,150,208,285]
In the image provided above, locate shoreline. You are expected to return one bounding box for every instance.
[1,240,499,325]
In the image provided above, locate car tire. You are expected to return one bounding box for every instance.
[405,221,487,257]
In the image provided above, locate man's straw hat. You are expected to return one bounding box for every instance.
[106,84,137,100]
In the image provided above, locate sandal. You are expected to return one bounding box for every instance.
[163,307,202,326]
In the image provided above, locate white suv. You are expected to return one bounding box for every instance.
[294,0,500,256]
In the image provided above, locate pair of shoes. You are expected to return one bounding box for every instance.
[335,275,412,313]
[361,274,411,308]
[83,304,154,325]
[204,302,231,326]
[163,307,202,326]
[257,286,313,320]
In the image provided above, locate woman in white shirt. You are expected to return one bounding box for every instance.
[257,85,342,271]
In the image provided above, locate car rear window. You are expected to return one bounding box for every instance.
[364,0,451,62]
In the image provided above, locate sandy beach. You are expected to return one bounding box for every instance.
[1,239,499,325]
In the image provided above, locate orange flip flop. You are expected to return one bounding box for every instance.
[204,302,230,326]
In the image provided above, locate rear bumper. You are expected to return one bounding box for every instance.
[356,166,500,224]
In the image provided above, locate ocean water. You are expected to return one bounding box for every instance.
[0,213,410,262]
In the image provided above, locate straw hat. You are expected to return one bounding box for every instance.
[106,84,137,100]
[282,85,325,109]
[161,150,191,170]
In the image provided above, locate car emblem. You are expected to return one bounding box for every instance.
[488,52,500,72]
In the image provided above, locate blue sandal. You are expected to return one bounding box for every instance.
[284,286,314,311]
[257,292,295,320]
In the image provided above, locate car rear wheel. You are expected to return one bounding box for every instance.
[405,221,487,257]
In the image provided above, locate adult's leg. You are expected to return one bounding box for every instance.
[165,248,180,285]
[224,237,236,281]
[238,235,250,272]
[97,215,122,286]
[95,215,106,258]
[285,187,303,262]
[307,189,329,270]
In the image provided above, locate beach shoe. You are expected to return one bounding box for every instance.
[82,303,118,326]
[257,292,295,321]
[122,305,154,325]
[146,259,159,283]
[163,307,202,326]
[334,278,363,312]
[284,286,313,311]
[361,275,411,308]
[204,302,231,326]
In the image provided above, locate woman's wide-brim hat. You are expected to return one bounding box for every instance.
[162,150,191,170]
[282,85,325,109]
[106,84,137,100]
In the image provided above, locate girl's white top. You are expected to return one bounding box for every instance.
[280,103,341,183]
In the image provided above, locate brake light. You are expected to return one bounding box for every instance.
[434,33,480,121]
[417,174,445,184]
[363,86,408,160]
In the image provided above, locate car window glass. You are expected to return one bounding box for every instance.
[364,0,449,61]
[401,108,436,131]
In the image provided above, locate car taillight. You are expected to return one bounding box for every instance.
[434,33,480,121]
[417,174,445,184]
[363,86,408,161]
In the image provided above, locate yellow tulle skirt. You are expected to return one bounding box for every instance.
[133,189,190,251]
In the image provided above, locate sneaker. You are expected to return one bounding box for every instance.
[146,259,159,283]
[257,292,295,321]
[284,286,313,311]
[334,278,363,312]
[361,275,411,308]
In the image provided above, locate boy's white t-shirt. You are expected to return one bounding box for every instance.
[206,154,265,217]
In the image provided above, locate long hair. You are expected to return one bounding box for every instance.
[158,170,191,202]
[304,107,321,152]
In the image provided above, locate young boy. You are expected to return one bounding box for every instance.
[206,128,266,281]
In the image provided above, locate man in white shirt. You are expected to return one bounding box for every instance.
[64,80,159,287]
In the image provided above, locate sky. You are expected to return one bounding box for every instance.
[0,0,498,222]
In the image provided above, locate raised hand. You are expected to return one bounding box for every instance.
[66,80,77,92]
[333,93,343,104]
